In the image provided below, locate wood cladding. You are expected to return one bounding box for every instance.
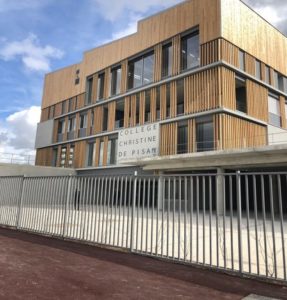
[160,122,177,156]
[200,39,219,66]
[215,114,267,150]
[220,67,236,110]
[246,80,268,122]
[184,67,221,114]
[74,141,86,168]
[221,0,287,76]
[42,0,221,108]
[279,95,287,129]
[172,35,181,76]
[35,148,53,166]
[154,44,162,82]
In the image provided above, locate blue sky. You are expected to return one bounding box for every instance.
[0,0,285,158]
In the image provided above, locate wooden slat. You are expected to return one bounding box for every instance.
[108,101,116,131]
[246,79,268,122]
[121,60,128,94]
[154,44,162,82]
[160,122,178,155]
[279,95,287,129]
[172,35,181,76]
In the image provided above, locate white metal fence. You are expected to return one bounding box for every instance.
[0,173,286,283]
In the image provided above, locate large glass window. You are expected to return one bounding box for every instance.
[236,78,247,113]
[115,100,125,129]
[177,123,188,154]
[145,90,151,123]
[62,100,67,115]
[181,31,200,71]
[110,66,122,96]
[52,148,58,167]
[86,76,93,105]
[60,147,67,168]
[97,72,105,100]
[128,52,154,89]
[274,71,279,90]
[48,105,55,119]
[196,118,214,152]
[268,94,281,127]
[177,79,184,116]
[162,43,172,78]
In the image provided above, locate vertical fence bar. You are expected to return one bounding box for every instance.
[16,176,25,229]
[236,171,243,274]
[130,173,137,252]
[63,176,72,237]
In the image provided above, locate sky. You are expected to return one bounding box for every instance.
[0,0,286,161]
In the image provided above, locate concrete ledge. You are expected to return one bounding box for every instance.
[0,163,75,177]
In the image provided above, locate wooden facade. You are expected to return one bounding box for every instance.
[36,0,287,170]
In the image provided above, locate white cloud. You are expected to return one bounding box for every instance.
[92,0,182,22]
[0,106,41,163]
[0,33,64,73]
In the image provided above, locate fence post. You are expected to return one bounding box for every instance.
[16,175,26,229]
[130,172,137,252]
[236,171,243,274]
[62,175,72,238]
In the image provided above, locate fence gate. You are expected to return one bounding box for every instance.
[0,172,286,284]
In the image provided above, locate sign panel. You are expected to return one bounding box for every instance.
[117,123,159,163]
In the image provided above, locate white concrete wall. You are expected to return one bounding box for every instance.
[268,125,287,145]
[0,163,75,177]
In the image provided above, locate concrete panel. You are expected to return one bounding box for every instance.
[35,120,54,149]
[268,125,287,146]
[0,163,75,177]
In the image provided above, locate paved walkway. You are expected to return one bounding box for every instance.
[0,227,286,300]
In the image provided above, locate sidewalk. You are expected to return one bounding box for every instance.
[0,227,286,300]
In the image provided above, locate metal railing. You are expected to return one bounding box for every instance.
[0,152,35,165]
[0,172,286,284]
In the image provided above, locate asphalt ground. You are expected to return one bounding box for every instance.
[0,227,286,300]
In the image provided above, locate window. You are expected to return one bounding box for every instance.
[52,148,58,167]
[79,113,87,137]
[75,69,80,85]
[68,145,74,168]
[97,72,105,100]
[67,116,76,140]
[196,117,214,152]
[128,51,154,89]
[102,105,108,131]
[177,123,188,154]
[177,79,184,115]
[86,76,93,105]
[98,141,104,167]
[239,50,245,71]
[60,147,67,168]
[90,110,94,135]
[236,78,247,113]
[156,87,161,120]
[162,43,172,78]
[255,60,261,80]
[166,83,171,118]
[278,74,285,92]
[181,31,200,71]
[274,71,279,89]
[61,100,67,115]
[136,94,140,125]
[268,94,281,127]
[87,142,95,167]
[110,66,122,96]
[115,100,125,129]
[145,90,151,123]
[68,98,74,112]
[57,119,65,142]
[48,105,55,119]
[107,137,118,165]
[265,66,270,85]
